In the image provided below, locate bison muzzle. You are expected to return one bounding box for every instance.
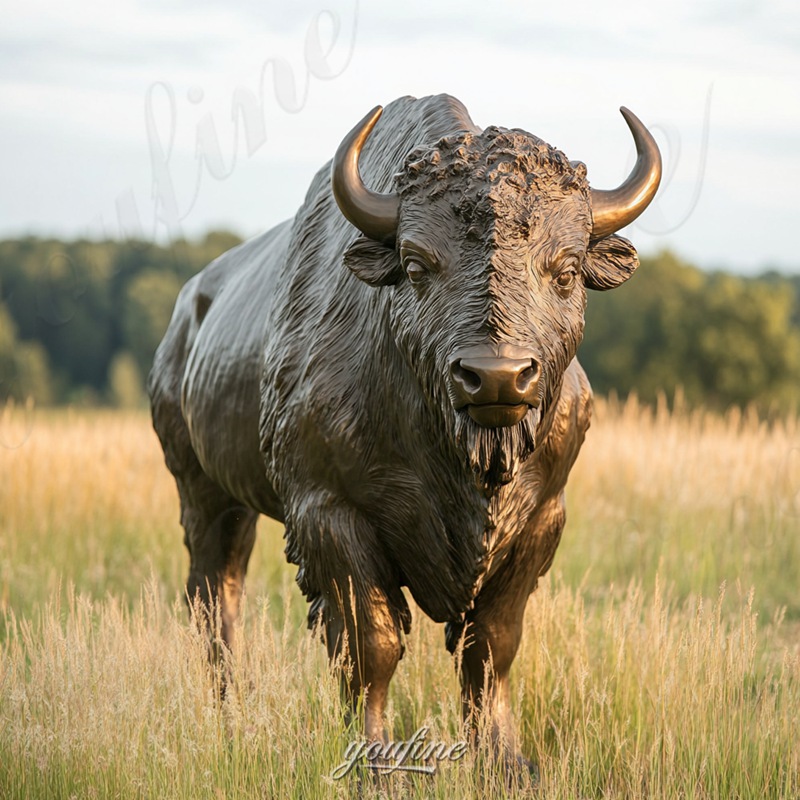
[149,93,661,772]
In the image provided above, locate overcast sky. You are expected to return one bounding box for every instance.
[2,0,798,272]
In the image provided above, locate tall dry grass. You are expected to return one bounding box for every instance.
[567,395,800,624]
[1,399,799,798]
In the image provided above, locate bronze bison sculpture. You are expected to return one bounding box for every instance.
[149,93,661,769]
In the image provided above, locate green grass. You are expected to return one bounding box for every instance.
[1,400,799,798]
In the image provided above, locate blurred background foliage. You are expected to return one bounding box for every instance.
[581,251,800,412]
[0,235,799,411]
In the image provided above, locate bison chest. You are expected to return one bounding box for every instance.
[275,429,541,622]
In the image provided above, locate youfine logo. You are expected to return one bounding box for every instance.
[331,726,468,779]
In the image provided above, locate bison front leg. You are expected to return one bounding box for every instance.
[449,496,566,777]
[322,582,406,742]
[455,593,529,766]
[299,503,409,743]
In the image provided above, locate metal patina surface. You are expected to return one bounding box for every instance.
[149,93,661,771]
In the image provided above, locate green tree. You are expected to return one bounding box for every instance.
[0,301,54,404]
[0,233,242,404]
[581,250,800,410]
[122,270,183,378]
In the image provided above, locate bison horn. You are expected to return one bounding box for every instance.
[590,107,662,239]
[332,106,400,245]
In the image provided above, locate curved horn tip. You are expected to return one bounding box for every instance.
[619,106,651,139]
[331,104,399,245]
[589,106,662,239]
[336,106,384,155]
[361,105,384,134]
[620,106,634,129]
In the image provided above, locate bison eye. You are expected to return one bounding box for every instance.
[554,268,577,293]
[405,259,428,284]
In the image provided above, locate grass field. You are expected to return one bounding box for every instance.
[1,399,799,798]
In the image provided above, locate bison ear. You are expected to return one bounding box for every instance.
[342,236,402,287]
[583,234,639,291]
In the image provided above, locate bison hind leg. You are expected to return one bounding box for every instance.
[149,294,258,670]
[164,456,258,669]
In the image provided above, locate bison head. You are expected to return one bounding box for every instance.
[332,106,660,487]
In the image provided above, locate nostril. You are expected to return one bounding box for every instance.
[452,361,482,394]
[516,361,540,392]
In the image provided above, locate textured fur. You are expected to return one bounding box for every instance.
[149,93,642,759]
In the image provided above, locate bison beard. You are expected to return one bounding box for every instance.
[453,408,539,488]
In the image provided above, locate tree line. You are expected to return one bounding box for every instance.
[1,235,798,412]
